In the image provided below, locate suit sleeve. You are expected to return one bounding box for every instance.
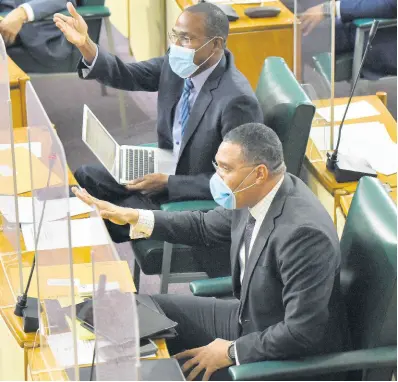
[77,46,164,92]
[235,226,339,363]
[25,0,77,20]
[150,207,232,248]
[167,95,264,201]
[339,0,397,22]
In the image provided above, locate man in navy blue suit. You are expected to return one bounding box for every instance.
[301,0,397,78]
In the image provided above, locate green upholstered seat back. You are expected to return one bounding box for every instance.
[340,177,397,379]
[255,57,315,176]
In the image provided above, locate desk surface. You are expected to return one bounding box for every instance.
[0,128,169,365]
[176,0,294,31]
[306,95,397,195]
[340,188,397,218]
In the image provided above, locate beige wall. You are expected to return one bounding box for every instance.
[105,0,129,37]
[128,0,167,61]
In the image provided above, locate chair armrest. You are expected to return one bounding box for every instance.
[353,18,397,29]
[228,346,397,381]
[190,276,233,297]
[42,5,111,21]
[160,200,218,212]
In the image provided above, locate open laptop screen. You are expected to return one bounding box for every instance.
[83,106,118,180]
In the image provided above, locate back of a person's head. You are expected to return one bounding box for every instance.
[185,2,230,44]
[224,123,286,175]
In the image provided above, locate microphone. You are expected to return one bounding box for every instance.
[326,20,379,183]
[14,153,57,333]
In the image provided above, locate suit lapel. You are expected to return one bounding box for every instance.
[177,55,226,161]
[239,176,292,314]
[231,209,249,298]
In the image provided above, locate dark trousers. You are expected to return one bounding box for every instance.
[152,294,240,381]
[74,164,161,243]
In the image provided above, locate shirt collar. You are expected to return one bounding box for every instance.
[249,175,285,221]
[190,56,222,93]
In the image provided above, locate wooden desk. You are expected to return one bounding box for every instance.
[303,95,397,229]
[8,57,29,128]
[0,128,168,381]
[175,0,297,88]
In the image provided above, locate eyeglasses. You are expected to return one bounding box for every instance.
[168,32,197,47]
[212,161,257,175]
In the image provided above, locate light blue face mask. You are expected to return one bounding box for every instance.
[210,169,257,210]
[168,37,216,79]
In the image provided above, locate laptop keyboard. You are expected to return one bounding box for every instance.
[127,148,155,180]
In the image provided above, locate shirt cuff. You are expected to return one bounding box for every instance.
[81,46,99,78]
[129,209,155,239]
[19,3,34,22]
[335,1,341,19]
[234,342,240,366]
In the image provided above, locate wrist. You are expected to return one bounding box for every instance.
[126,209,139,226]
[17,7,28,23]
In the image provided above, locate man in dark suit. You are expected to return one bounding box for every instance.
[301,0,397,77]
[54,1,263,243]
[73,123,350,381]
[0,0,77,72]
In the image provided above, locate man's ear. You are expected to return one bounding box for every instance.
[256,165,269,184]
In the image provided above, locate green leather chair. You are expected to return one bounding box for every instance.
[255,57,315,177]
[190,176,397,380]
[313,18,397,88]
[0,0,127,129]
[131,143,221,294]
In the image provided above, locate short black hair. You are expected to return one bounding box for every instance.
[185,2,229,44]
[224,123,286,175]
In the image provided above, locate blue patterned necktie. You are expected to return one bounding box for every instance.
[180,78,194,137]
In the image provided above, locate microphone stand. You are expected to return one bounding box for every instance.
[14,155,56,333]
[326,20,379,183]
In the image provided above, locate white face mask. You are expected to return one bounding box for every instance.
[168,37,217,78]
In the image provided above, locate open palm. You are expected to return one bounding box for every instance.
[53,2,88,47]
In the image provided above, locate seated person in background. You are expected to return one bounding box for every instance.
[0,0,77,73]
[301,0,397,78]
[73,123,350,381]
[54,2,263,244]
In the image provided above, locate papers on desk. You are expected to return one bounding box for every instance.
[310,122,397,175]
[316,100,380,122]
[0,196,93,224]
[21,217,109,251]
[0,142,42,158]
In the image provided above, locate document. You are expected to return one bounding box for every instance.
[316,100,380,122]
[0,196,93,223]
[310,122,397,175]
[21,217,109,251]
[0,142,42,158]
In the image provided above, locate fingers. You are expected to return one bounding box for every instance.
[127,177,146,186]
[67,1,80,19]
[53,13,71,23]
[181,356,199,372]
[203,369,214,381]
[126,179,148,191]
[174,348,201,360]
[54,19,68,34]
[187,365,204,381]
[72,186,93,205]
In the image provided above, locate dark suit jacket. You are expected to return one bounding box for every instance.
[150,174,350,363]
[77,48,263,202]
[0,0,77,66]
[339,0,397,76]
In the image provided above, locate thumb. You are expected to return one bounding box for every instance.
[67,2,79,19]
[100,209,124,224]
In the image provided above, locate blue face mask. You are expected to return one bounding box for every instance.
[210,169,257,210]
[168,38,216,79]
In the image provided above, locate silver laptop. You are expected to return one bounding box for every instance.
[82,105,176,184]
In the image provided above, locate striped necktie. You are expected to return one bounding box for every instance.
[180,78,194,137]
